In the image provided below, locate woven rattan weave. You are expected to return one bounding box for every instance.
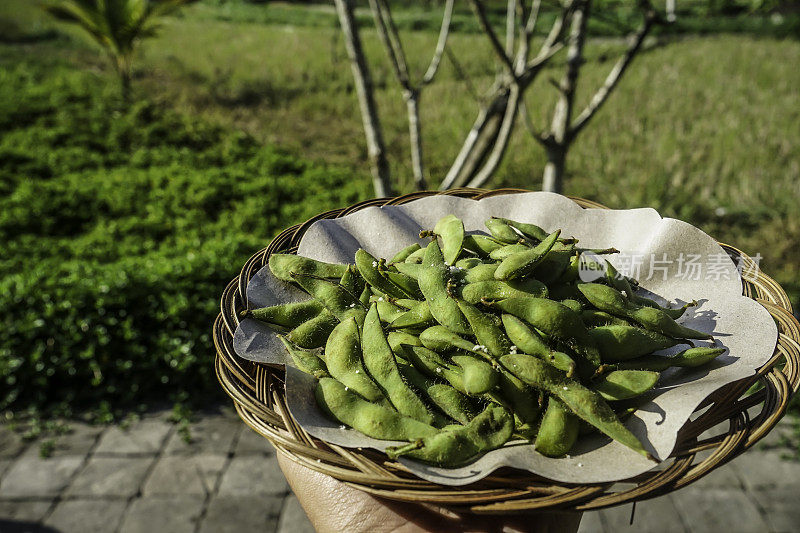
[213,188,800,512]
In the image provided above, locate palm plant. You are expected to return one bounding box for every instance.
[42,0,196,99]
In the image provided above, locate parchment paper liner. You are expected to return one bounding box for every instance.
[233,192,777,485]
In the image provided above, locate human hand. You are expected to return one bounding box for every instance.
[277,452,582,533]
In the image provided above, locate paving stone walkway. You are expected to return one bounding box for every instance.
[0,406,797,533]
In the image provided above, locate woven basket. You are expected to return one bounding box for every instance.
[213,188,800,512]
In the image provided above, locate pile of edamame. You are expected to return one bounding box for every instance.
[244,215,723,467]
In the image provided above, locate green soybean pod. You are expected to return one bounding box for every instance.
[355,249,412,299]
[593,370,660,401]
[339,265,363,297]
[499,354,653,459]
[485,217,521,244]
[315,377,437,440]
[389,300,437,330]
[534,397,580,458]
[393,262,423,280]
[269,254,349,282]
[359,284,372,308]
[605,261,693,320]
[244,299,324,329]
[393,298,420,310]
[457,300,513,357]
[404,247,427,264]
[489,243,530,261]
[461,279,549,304]
[501,314,577,376]
[497,370,541,439]
[532,248,575,285]
[492,217,567,243]
[454,257,484,269]
[286,310,339,349]
[580,310,630,328]
[418,241,471,336]
[278,335,329,378]
[397,360,478,425]
[387,331,422,354]
[292,273,366,324]
[324,317,385,403]
[386,405,514,467]
[450,354,499,395]
[463,262,499,283]
[390,243,422,264]
[382,270,423,300]
[491,298,601,366]
[589,325,683,362]
[494,230,561,281]
[375,299,407,324]
[578,283,712,340]
[419,325,477,354]
[462,234,505,257]
[559,299,583,313]
[614,347,726,371]
[434,214,465,265]
[362,304,436,424]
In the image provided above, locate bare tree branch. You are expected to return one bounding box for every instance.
[368,0,410,89]
[467,83,522,188]
[569,3,657,138]
[506,0,517,57]
[445,46,481,102]
[542,0,589,193]
[422,0,455,86]
[468,0,516,77]
[334,0,392,197]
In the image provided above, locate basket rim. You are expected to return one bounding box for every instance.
[214,188,800,512]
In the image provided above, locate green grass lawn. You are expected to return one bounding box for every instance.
[0,0,798,417]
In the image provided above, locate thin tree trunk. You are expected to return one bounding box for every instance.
[405,92,427,189]
[542,145,566,194]
[541,0,589,193]
[334,0,393,197]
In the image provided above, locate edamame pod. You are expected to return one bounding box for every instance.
[578,283,712,340]
[387,331,422,353]
[245,299,324,329]
[613,347,725,371]
[500,354,653,459]
[464,262,500,283]
[485,217,521,244]
[489,243,530,261]
[461,279,548,304]
[355,249,413,299]
[450,354,499,395]
[269,254,349,282]
[457,301,513,357]
[386,405,513,467]
[324,317,385,403]
[316,378,437,440]
[389,300,437,330]
[501,314,577,376]
[494,230,561,281]
[589,325,683,362]
[491,298,601,366]
[454,257,483,269]
[286,310,339,349]
[418,241,471,335]
[390,243,422,264]
[535,397,579,457]
[397,360,478,425]
[278,335,328,378]
[462,234,505,257]
[434,214,465,265]
[292,273,366,324]
[592,370,660,401]
[362,305,436,424]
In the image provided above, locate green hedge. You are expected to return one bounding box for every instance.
[0,58,369,414]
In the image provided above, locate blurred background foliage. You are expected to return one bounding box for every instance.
[0,0,798,420]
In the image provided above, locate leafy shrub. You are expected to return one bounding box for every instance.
[0,58,369,415]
